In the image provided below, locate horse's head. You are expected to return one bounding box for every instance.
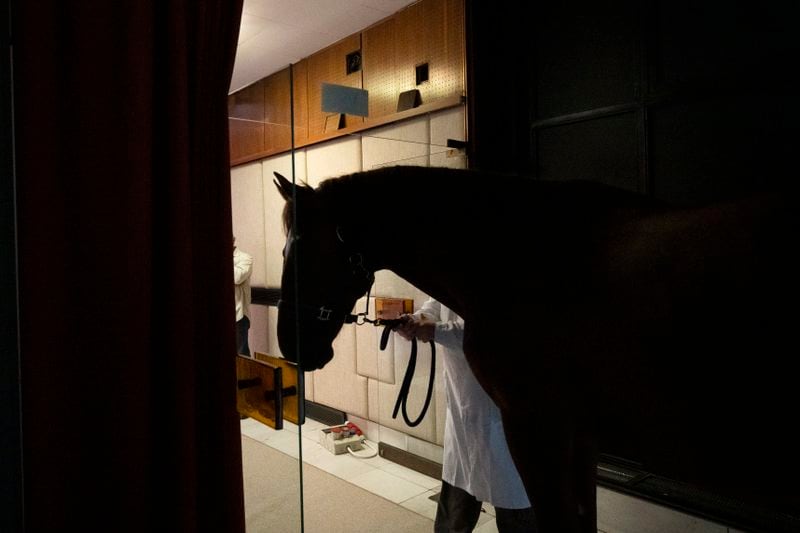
[273,172,374,371]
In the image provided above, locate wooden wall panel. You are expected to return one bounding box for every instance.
[363,0,465,123]
[307,34,364,141]
[291,59,309,146]
[395,0,465,106]
[229,0,466,165]
[363,18,397,120]
[228,80,265,162]
[263,68,292,154]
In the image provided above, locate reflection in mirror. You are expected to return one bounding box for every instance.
[233,0,800,531]
[230,0,466,531]
[233,154,304,531]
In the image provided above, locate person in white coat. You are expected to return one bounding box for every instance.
[396,298,536,533]
[233,236,253,356]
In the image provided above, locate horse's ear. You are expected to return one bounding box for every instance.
[273,172,294,202]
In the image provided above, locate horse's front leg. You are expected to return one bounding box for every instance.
[501,408,597,533]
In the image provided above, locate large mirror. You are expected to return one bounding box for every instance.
[230,1,800,532]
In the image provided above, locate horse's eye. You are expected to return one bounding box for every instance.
[283,232,300,259]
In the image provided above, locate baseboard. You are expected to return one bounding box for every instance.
[378,441,442,481]
[250,286,280,306]
[597,456,800,533]
[304,400,346,427]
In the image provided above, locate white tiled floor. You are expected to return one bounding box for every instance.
[241,417,751,533]
[240,416,503,530]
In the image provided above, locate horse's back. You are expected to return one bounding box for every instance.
[597,190,800,512]
[468,187,800,515]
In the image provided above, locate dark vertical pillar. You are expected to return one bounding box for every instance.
[1,0,23,530]
[465,1,535,175]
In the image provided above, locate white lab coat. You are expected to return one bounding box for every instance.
[416,298,531,509]
[233,247,253,321]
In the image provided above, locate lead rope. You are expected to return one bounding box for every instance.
[336,242,435,426]
[346,302,436,427]
[379,321,435,427]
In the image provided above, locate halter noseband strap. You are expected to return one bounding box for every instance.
[277,299,371,325]
[282,222,435,427]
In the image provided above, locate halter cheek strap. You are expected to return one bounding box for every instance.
[285,224,435,426]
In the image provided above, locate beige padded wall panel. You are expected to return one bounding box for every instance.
[305,136,362,184]
[430,105,467,169]
[261,151,308,287]
[249,304,269,356]
[231,161,267,288]
[354,297,396,384]
[266,306,282,359]
[309,323,369,419]
[361,116,429,170]
[356,325,397,384]
[305,371,315,403]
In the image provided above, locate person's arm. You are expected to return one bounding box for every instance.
[431,313,464,351]
[396,298,464,350]
[234,250,253,285]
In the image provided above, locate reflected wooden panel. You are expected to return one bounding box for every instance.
[236,353,302,429]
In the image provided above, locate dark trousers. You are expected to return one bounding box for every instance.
[236,316,250,356]
[434,480,538,533]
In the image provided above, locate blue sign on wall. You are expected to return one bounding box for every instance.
[321,83,369,117]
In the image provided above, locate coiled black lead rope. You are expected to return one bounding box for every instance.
[378,320,436,428]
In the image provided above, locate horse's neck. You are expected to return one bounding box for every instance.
[331,167,657,317]
[332,169,487,317]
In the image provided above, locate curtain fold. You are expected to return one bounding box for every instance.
[13,1,246,531]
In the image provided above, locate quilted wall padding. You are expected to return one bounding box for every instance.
[305,135,362,184]
[362,117,430,170]
[248,303,269,356]
[354,296,396,385]
[430,106,467,169]
[231,161,267,287]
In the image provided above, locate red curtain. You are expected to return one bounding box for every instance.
[13,1,245,531]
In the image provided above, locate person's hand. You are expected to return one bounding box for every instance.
[394,314,436,343]
[393,315,416,341]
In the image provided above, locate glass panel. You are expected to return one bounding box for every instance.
[286,104,468,531]
[231,74,303,533]
[231,1,467,531]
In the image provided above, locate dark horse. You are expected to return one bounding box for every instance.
[273,165,799,532]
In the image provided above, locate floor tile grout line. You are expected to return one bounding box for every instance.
[242,426,439,521]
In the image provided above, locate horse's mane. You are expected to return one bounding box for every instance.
[281,165,666,237]
[281,167,478,233]
[317,166,479,203]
